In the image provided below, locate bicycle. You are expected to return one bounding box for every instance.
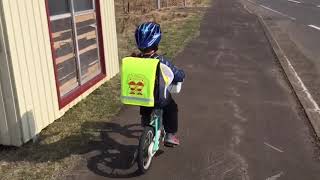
[137,82,182,174]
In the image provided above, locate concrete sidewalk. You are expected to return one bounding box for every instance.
[62,0,320,179]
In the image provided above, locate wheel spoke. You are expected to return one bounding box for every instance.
[138,127,154,173]
[143,131,153,166]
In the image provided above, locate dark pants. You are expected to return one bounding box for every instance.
[140,98,178,133]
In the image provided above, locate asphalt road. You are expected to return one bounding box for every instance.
[62,0,320,179]
[248,0,320,71]
[243,0,320,122]
[256,0,320,25]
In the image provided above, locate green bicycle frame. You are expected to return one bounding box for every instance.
[149,109,163,153]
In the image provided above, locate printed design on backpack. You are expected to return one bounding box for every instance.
[127,74,148,96]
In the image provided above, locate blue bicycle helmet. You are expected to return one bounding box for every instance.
[135,22,162,51]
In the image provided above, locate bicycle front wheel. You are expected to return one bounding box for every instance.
[137,126,154,174]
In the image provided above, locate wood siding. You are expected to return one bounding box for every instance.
[0,0,119,146]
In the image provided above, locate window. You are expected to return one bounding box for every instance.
[74,0,94,12]
[47,0,104,105]
[48,0,70,16]
[51,17,79,95]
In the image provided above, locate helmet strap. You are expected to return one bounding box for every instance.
[142,50,156,58]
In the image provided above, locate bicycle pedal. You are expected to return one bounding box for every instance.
[164,142,177,147]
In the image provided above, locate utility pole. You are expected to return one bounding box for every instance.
[157,0,161,9]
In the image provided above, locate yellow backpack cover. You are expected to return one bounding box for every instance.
[121,57,160,107]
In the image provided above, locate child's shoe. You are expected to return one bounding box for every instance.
[164,133,180,146]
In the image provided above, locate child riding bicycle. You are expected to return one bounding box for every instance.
[132,22,185,146]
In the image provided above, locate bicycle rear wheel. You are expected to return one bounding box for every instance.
[137,126,154,174]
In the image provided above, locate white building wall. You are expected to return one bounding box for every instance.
[0,0,119,146]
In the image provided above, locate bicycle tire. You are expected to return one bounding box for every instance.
[137,126,154,174]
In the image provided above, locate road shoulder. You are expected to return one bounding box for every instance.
[241,0,320,139]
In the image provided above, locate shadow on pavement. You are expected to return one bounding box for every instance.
[85,122,143,178]
[0,119,145,179]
